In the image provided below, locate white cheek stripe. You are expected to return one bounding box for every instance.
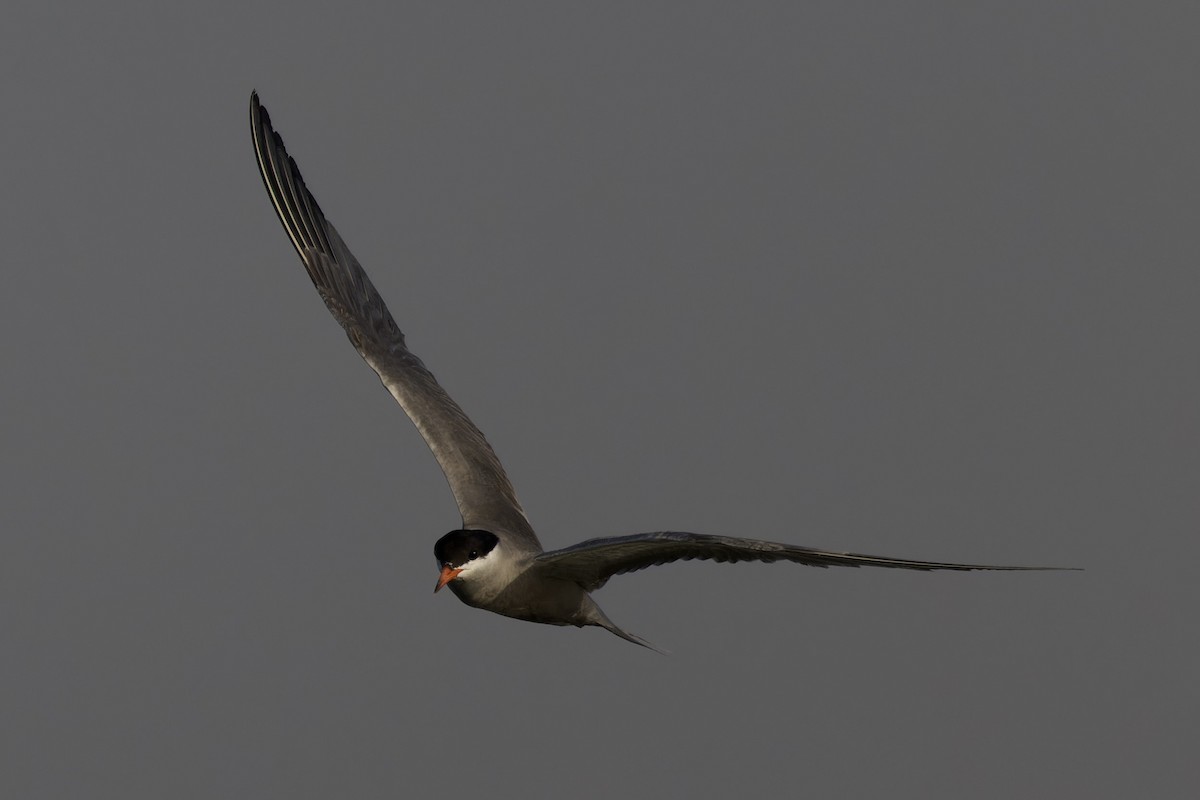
[453,547,501,581]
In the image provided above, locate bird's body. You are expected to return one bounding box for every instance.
[445,552,622,641]
[250,93,1073,651]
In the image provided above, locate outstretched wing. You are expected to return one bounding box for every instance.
[249,93,539,550]
[534,531,1072,591]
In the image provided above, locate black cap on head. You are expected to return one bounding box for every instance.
[434,530,500,568]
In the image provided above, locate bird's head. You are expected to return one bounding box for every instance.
[433,529,500,592]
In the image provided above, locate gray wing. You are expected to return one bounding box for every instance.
[250,93,539,550]
[534,531,1073,591]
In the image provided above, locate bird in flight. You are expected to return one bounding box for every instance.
[249,92,1071,651]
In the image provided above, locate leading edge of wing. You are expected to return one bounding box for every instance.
[248,92,539,549]
[533,531,1078,591]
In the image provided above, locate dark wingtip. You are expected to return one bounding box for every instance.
[249,92,267,139]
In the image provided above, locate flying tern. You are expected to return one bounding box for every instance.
[250,92,1071,651]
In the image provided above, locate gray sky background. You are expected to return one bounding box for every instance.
[3,3,1196,797]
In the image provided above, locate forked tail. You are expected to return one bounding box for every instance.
[594,613,669,655]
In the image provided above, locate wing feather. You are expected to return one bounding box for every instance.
[534,531,1073,591]
[250,93,539,549]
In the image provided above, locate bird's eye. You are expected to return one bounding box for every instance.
[469,550,479,560]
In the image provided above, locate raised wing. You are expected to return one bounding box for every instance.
[250,93,539,550]
[534,531,1072,591]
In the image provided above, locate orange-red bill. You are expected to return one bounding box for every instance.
[434,565,463,593]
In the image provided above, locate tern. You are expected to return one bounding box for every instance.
[250,93,1071,651]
